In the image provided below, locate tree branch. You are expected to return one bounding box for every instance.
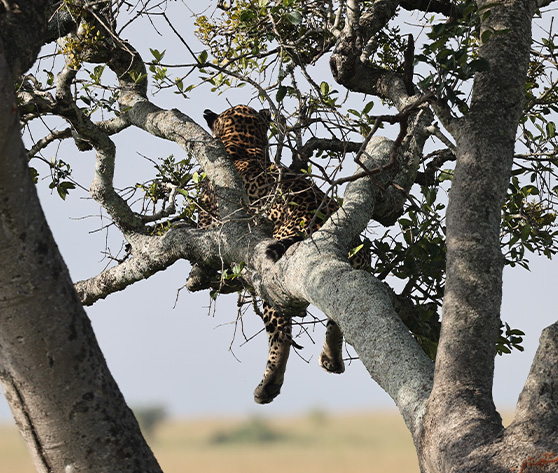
[510,322,558,442]
[75,230,188,305]
[415,148,456,187]
[420,1,541,469]
[54,62,146,233]
[266,136,434,434]
[400,0,459,17]
[330,0,411,107]
[298,137,362,161]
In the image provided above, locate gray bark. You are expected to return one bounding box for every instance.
[0,0,50,77]
[0,3,163,472]
[416,1,558,472]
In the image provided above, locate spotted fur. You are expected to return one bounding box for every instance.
[200,105,369,404]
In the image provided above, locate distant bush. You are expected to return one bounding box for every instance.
[210,417,284,444]
[133,405,167,438]
[307,407,328,425]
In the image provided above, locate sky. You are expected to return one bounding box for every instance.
[1,2,557,422]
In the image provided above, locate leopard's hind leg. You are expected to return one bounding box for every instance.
[318,319,345,373]
[253,302,301,404]
[318,240,370,374]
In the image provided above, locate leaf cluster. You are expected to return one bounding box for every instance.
[22,1,558,359]
[502,176,558,267]
[136,154,205,224]
[416,0,491,112]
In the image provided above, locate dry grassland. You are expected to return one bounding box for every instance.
[0,411,419,473]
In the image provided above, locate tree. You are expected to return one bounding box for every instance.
[1,0,557,472]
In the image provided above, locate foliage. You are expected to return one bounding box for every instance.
[135,154,203,225]
[502,176,558,267]
[20,1,558,358]
[47,159,76,200]
[61,22,102,70]
[415,0,490,112]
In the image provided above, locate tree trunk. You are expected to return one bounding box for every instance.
[417,1,558,471]
[0,9,163,473]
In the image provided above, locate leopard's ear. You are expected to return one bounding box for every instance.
[258,109,272,127]
[203,109,219,131]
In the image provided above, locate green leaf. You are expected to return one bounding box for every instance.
[276,85,287,102]
[468,58,490,72]
[438,169,454,182]
[300,164,312,174]
[198,50,208,64]
[150,48,166,63]
[232,262,245,277]
[480,29,493,44]
[285,11,302,25]
[348,244,364,258]
[240,9,255,22]
[362,101,374,115]
[521,224,531,242]
[521,184,539,196]
[44,70,54,86]
[29,167,39,184]
[129,71,147,84]
[56,181,75,200]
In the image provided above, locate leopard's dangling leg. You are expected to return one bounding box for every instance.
[253,303,300,404]
[318,319,345,374]
[318,244,369,374]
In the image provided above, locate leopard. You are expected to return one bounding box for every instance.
[199,105,370,404]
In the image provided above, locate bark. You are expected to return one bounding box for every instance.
[416,1,558,472]
[0,4,163,472]
[0,0,50,77]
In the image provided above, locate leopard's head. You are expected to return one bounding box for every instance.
[204,105,271,157]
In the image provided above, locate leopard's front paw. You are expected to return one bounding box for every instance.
[265,236,304,262]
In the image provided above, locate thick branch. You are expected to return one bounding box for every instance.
[75,230,188,305]
[436,0,537,402]
[0,0,50,77]
[400,0,459,17]
[420,2,540,471]
[74,224,268,306]
[262,143,433,434]
[330,0,412,107]
[54,63,145,233]
[510,322,558,442]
